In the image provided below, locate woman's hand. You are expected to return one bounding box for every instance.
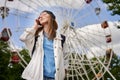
[33,19,42,30]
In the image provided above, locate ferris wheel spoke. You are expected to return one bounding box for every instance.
[62,23,114,79]
[18,0,39,14]
[79,36,115,79]
[64,39,98,79]
[75,37,103,79]
[0,0,117,80]
[64,31,99,77]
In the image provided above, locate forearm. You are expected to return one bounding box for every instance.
[20,27,36,42]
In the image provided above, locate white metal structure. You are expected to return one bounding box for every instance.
[0,0,117,80]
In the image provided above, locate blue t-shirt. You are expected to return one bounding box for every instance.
[43,34,56,78]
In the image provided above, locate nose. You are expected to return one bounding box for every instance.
[38,14,43,19]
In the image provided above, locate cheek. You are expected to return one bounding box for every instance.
[40,18,48,24]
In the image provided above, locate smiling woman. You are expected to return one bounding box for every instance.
[20,10,66,80]
[0,0,119,80]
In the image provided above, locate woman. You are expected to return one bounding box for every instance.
[20,10,66,80]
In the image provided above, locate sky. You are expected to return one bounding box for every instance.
[0,0,120,56]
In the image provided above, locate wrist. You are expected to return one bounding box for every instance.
[33,24,38,30]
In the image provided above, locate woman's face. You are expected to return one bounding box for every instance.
[38,12,51,26]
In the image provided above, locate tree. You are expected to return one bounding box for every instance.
[0,40,25,80]
[0,40,11,79]
[104,54,120,80]
[102,0,120,16]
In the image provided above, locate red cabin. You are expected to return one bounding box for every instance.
[11,55,20,63]
[106,48,114,59]
[101,21,109,29]
[0,28,12,41]
[106,35,112,43]
[11,51,20,63]
[85,0,92,4]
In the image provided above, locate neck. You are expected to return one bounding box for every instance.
[43,24,49,34]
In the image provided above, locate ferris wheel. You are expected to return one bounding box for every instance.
[0,0,117,80]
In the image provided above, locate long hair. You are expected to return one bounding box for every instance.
[35,11,58,40]
[47,17,58,39]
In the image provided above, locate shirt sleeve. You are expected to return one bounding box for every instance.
[19,27,36,56]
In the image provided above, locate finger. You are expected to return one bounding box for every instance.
[35,19,40,25]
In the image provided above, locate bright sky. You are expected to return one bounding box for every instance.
[0,0,120,56]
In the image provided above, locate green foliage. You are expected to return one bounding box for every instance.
[20,48,30,63]
[0,40,25,80]
[104,54,120,80]
[1,40,120,80]
[102,0,120,15]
